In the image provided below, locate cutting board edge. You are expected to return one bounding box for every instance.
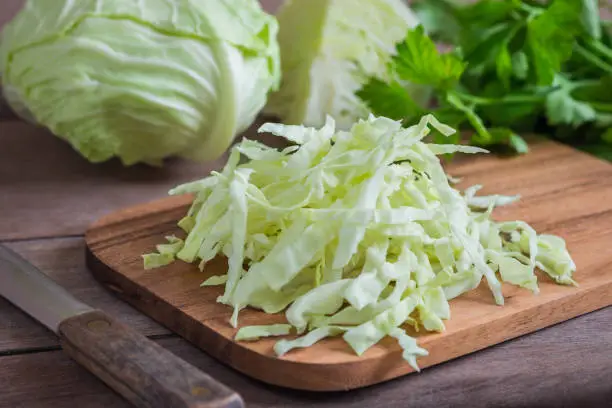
[84,246,414,391]
[86,194,193,236]
[85,232,612,391]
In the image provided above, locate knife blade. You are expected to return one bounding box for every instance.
[0,244,243,408]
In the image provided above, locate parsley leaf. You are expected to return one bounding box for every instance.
[489,128,529,154]
[527,0,583,85]
[546,86,597,127]
[511,51,529,80]
[358,0,611,159]
[456,0,517,28]
[357,78,423,121]
[567,76,612,126]
[496,45,513,89]
[430,107,466,132]
[393,26,466,90]
[571,76,612,105]
[462,23,517,72]
[480,99,542,129]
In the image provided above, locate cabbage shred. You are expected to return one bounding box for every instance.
[144,114,576,370]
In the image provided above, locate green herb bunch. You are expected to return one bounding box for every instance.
[358,0,612,158]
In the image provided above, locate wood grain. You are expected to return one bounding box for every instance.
[86,139,612,391]
[2,319,611,408]
[0,121,228,241]
[59,310,243,408]
[0,238,168,354]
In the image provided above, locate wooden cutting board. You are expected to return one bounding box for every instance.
[85,139,612,391]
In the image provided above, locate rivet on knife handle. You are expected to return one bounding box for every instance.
[58,310,244,408]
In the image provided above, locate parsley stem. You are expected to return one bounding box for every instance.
[584,39,612,63]
[588,102,612,113]
[570,79,601,88]
[512,0,542,15]
[451,90,546,106]
[575,44,612,74]
[446,91,490,144]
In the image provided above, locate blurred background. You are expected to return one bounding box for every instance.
[0,0,23,28]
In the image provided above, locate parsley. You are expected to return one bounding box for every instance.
[392,26,466,89]
[545,77,597,127]
[360,26,528,152]
[527,0,582,85]
[358,0,612,160]
[356,78,424,121]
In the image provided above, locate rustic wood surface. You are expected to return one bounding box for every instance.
[1,0,611,406]
[85,139,612,391]
[3,318,612,408]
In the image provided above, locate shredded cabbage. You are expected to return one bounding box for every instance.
[235,324,292,341]
[144,114,576,370]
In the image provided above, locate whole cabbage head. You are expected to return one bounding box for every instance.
[0,0,281,165]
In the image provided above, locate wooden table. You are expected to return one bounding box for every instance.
[1,1,611,407]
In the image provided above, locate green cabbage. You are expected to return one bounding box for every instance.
[264,0,430,129]
[0,0,280,165]
[145,114,576,370]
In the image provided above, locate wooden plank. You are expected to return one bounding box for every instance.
[1,313,611,408]
[0,121,228,241]
[0,238,169,354]
[85,139,612,391]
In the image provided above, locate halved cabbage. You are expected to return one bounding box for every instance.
[264,0,430,129]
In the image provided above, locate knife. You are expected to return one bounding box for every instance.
[0,244,244,408]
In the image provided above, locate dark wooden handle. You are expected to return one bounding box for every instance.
[58,310,243,408]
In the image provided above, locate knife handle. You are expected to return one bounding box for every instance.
[58,310,244,408]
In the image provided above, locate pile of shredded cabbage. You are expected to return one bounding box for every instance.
[144,114,576,370]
